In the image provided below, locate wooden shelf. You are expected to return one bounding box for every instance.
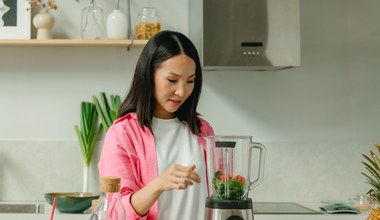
[0,39,149,47]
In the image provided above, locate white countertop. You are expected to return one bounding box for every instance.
[0,212,369,220]
[0,202,370,220]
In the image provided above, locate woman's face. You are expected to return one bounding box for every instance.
[153,54,196,119]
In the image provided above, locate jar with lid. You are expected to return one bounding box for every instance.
[90,176,126,220]
[135,7,161,40]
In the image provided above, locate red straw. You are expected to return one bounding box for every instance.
[49,197,57,220]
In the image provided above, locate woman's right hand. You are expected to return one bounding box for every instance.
[157,164,201,191]
[130,163,201,216]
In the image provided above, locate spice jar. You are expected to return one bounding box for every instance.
[135,7,161,40]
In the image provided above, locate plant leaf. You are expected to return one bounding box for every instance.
[74,101,101,166]
[92,92,121,130]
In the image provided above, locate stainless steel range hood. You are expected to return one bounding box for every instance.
[202,0,300,71]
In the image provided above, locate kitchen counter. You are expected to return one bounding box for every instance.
[0,202,370,220]
[0,212,369,220]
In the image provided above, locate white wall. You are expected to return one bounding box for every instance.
[0,0,379,203]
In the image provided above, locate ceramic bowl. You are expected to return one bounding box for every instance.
[44,192,99,213]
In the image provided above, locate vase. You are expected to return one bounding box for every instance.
[33,9,55,40]
[81,0,105,39]
[106,9,127,39]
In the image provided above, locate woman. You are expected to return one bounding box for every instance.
[98,30,214,220]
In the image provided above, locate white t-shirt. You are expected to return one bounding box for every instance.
[152,117,206,220]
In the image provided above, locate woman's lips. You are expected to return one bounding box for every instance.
[169,99,182,105]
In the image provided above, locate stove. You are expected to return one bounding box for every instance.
[252,202,322,214]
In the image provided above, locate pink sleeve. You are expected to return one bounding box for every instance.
[98,123,149,220]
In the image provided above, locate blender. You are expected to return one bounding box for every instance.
[204,135,265,220]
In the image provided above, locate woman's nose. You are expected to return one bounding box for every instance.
[175,84,186,97]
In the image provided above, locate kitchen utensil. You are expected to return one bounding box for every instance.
[49,197,56,220]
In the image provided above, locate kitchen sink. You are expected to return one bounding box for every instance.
[0,203,44,214]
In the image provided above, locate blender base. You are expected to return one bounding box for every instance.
[204,197,254,220]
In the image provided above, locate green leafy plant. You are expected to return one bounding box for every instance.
[362,143,380,205]
[74,102,102,192]
[212,170,247,200]
[92,92,121,130]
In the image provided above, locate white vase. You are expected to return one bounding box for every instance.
[106,9,127,39]
[33,9,55,40]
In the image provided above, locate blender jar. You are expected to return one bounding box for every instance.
[205,135,265,200]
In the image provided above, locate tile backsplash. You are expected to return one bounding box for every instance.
[0,140,370,202]
[0,141,101,201]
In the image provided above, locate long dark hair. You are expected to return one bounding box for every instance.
[117,30,203,135]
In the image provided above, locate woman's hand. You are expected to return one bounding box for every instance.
[158,164,201,191]
[130,164,201,216]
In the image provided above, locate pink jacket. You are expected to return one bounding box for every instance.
[98,112,214,220]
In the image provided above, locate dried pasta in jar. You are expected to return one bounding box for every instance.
[135,7,161,40]
[136,22,161,40]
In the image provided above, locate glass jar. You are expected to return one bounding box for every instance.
[91,176,126,220]
[135,7,161,40]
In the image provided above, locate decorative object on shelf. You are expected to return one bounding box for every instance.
[81,0,105,39]
[106,0,127,39]
[29,0,57,10]
[30,0,57,39]
[361,143,380,220]
[32,8,55,39]
[0,0,31,39]
[135,7,161,40]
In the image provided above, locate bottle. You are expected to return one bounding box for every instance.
[89,199,99,220]
[135,7,161,40]
[92,176,126,220]
[81,0,105,39]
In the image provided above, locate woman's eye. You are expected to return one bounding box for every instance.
[187,80,194,84]
[168,79,177,83]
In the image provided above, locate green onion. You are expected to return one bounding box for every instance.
[74,101,102,192]
[92,92,121,130]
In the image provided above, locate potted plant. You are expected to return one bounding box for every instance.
[361,143,380,219]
